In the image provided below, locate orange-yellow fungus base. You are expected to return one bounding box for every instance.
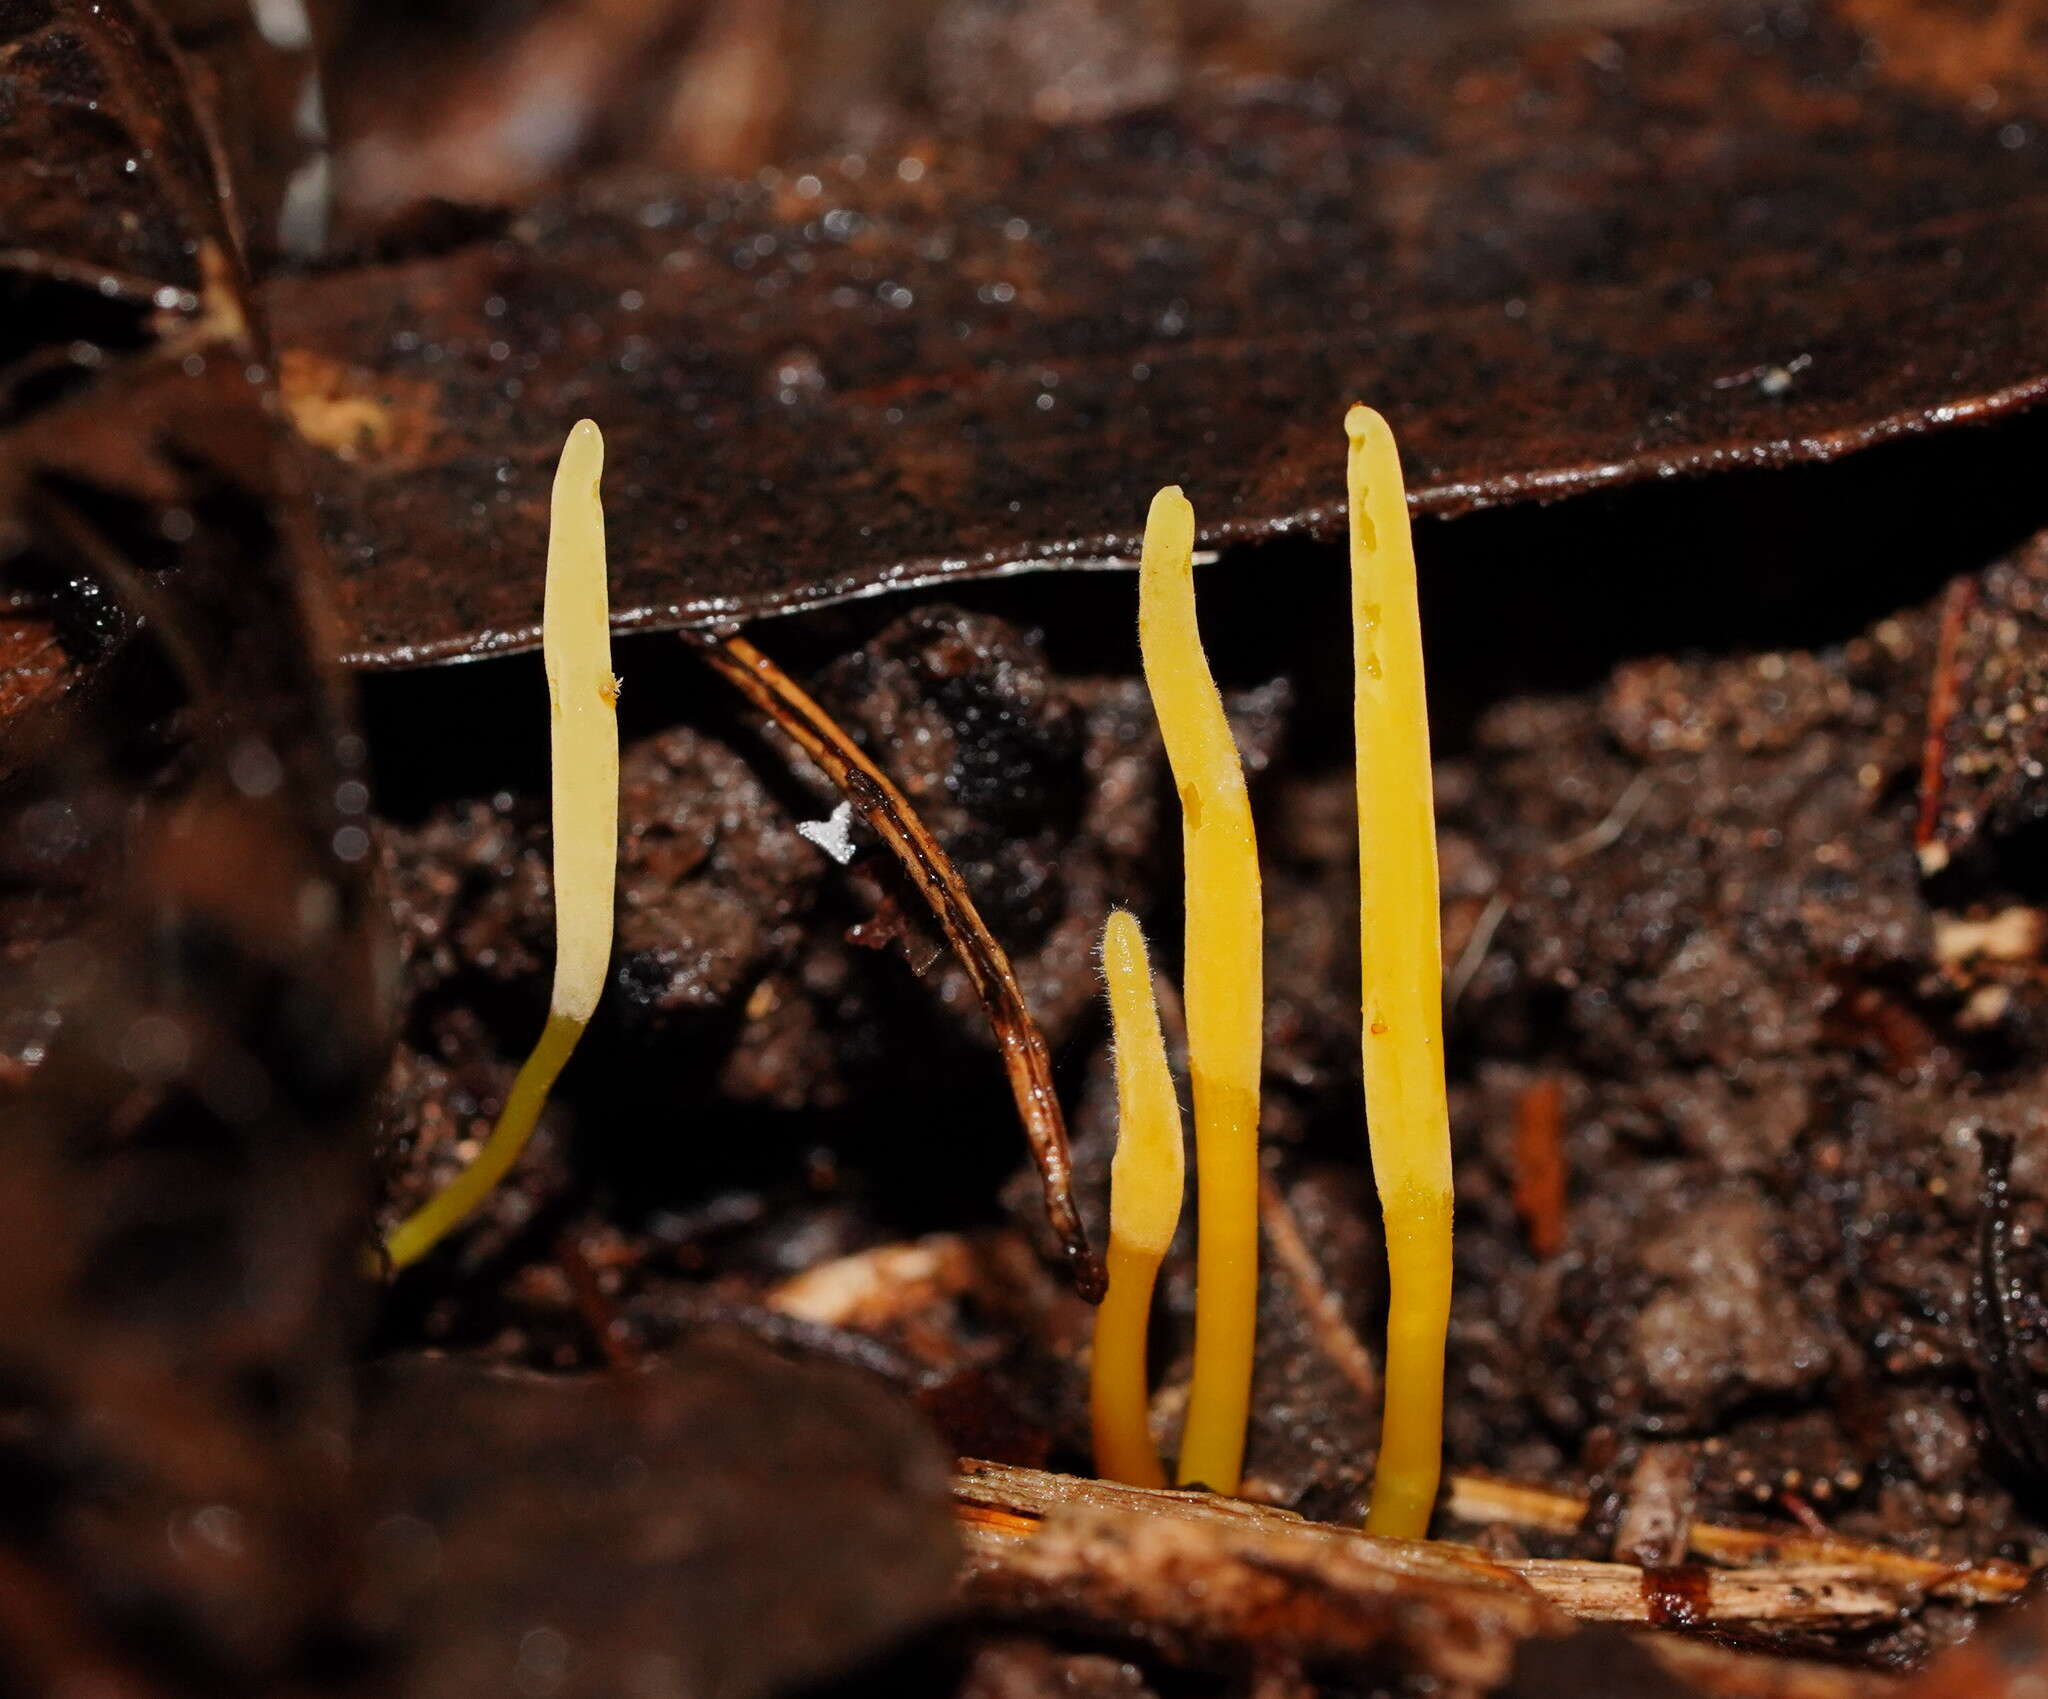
[1090,909,1185,1488]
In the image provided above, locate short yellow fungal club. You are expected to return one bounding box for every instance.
[1138,485,1264,1496]
[1089,908,1185,1488]
[384,419,619,1271]
[1347,404,1454,1539]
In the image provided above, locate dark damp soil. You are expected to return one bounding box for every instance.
[362,412,2048,1674]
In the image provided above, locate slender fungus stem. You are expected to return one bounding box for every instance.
[1139,486,1263,1495]
[1346,405,1454,1539]
[696,632,1106,1301]
[384,420,619,1271]
[1090,910,1185,1488]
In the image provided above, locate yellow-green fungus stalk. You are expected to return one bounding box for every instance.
[384,418,620,1270]
[1089,908,1186,1488]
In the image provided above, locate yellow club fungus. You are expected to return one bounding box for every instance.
[1138,485,1263,1495]
[1089,908,1186,1488]
[384,419,620,1271]
[1347,404,1454,1539]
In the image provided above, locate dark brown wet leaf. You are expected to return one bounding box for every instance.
[0,0,247,730]
[270,0,2048,667]
[353,1345,959,1699]
[0,0,234,345]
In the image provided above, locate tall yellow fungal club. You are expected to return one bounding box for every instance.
[1347,404,1454,1539]
[1089,908,1185,1488]
[385,419,620,1271]
[1138,486,1263,1495]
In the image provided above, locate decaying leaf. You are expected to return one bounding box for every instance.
[353,1344,960,1699]
[0,0,243,748]
[268,0,2048,667]
[151,0,332,263]
[0,0,233,311]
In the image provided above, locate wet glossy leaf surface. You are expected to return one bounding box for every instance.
[0,0,229,303]
[271,0,2048,666]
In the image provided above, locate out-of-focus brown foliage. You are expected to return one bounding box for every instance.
[0,1,384,1688]
[152,0,329,261]
[355,1345,959,1699]
[319,0,1527,216]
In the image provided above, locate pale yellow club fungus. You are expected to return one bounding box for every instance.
[384,419,620,1271]
[1138,485,1263,1496]
[1346,404,1454,1539]
[1089,908,1186,1488]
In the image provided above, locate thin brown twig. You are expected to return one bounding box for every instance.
[1444,889,1508,1013]
[694,632,1104,1301]
[1257,1175,1377,1408]
[555,1229,643,1373]
[1445,1474,2027,1607]
[1915,575,1976,872]
[1777,1489,1831,1540]
[1549,771,1654,868]
[1512,1075,1568,1260]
